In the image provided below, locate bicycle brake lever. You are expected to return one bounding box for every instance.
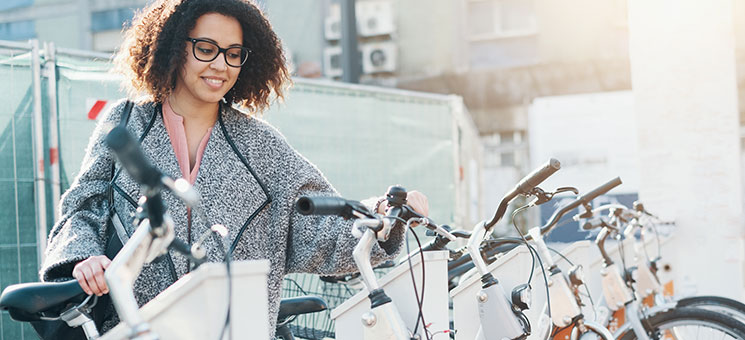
[428,223,457,242]
[528,187,553,205]
[554,186,579,195]
[410,217,456,242]
[577,202,594,219]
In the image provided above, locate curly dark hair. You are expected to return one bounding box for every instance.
[114,0,290,113]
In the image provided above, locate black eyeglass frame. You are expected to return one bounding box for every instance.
[186,37,250,67]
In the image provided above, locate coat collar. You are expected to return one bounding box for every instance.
[112,102,272,276]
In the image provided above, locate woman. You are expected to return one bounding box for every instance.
[40,0,428,336]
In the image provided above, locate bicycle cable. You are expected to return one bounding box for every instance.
[511,205,536,284]
[192,202,232,340]
[400,215,432,340]
[184,202,234,340]
[614,218,641,301]
[510,204,552,319]
[547,246,598,322]
[645,215,663,263]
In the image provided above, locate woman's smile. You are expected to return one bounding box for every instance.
[202,76,226,89]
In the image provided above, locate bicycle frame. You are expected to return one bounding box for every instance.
[104,214,176,338]
[465,221,530,340]
[590,211,654,340]
[527,227,614,340]
[352,219,412,340]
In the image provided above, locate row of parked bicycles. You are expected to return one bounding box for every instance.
[290,159,745,340]
[0,125,743,340]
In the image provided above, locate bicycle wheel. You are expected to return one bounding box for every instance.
[676,295,745,323]
[618,307,745,340]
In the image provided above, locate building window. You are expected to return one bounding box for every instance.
[0,20,35,41]
[91,8,135,33]
[0,0,33,12]
[482,130,527,168]
[467,0,537,40]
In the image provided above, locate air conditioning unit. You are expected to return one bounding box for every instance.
[361,42,396,74]
[323,46,343,78]
[356,0,395,37]
[325,4,342,40]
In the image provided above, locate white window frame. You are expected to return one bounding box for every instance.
[466,0,537,42]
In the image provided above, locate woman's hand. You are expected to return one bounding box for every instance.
[72,255,111,296]
[373,190,430,219]
[405,190,429,217]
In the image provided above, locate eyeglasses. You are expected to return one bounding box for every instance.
[186,38,249,67]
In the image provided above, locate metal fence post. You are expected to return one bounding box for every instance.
[30,39,48,263]
[340,0,360,83]
[43,42,61,223]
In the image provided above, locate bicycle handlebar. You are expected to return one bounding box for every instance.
[295,196,369,219]
[485,158,561,231]
[578,177,623,206]
[538,176,622,235]
[106,126,162,190]
[516,158,562,196]
[295,191,456,241]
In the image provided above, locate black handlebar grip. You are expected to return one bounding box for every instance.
[105,126,161,188]
[515,158,561,194]
[578,177,623,204]
[295,196,350,216]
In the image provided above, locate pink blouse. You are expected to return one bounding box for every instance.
[162,100,213,184]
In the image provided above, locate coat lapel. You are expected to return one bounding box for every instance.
[143,110,193,275]
[113,107,190,276]
[191,107,270,263]
[112,104,270,278]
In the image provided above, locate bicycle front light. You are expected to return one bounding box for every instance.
[511,283,531,311]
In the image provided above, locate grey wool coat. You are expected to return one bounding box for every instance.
[40,99,405,337]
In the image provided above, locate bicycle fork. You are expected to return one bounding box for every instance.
[468,222,528,340]
[354,227,413,340]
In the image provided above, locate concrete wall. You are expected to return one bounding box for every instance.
[395,0,457,78]
[535,0,628,62]
[629,0,744,298]
[263,0,325,73]
[528,91,639,194]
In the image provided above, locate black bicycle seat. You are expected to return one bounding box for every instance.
[277,296,328,322]
[0,280,86,318]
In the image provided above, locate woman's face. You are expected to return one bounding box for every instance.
[174,13,244,106]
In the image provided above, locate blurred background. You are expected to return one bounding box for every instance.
[0,0,743,338]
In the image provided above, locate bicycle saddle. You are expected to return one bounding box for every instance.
[277,296,328,322]
[0,280,86,319]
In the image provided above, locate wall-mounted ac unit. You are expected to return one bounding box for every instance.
[325,4,342,40]
[361,42,396,74]
[325,1,395,40]
[356,0,395,37]
[323,46,343,78]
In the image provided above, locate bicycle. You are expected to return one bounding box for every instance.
[441,175,745,340]
[295,186,457,340]
[490,177,745,340]
[576,201,745,340]
[0,126,327,340]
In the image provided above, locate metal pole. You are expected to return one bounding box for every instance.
[30,39,48,261]
[44,42,61,222]
[77,0,93,50]
[340,0,360,83]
